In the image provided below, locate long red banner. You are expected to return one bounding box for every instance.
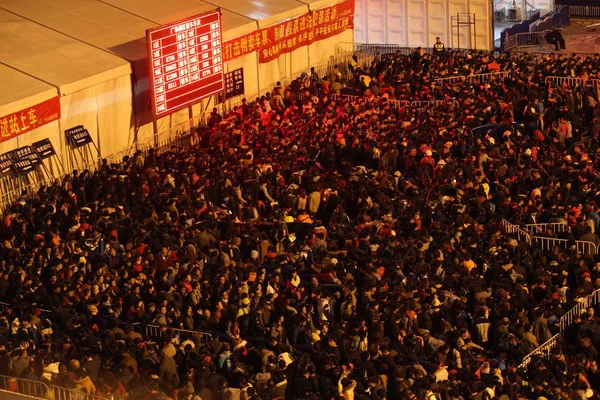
[0,97,61,143]
[223,0,354,64]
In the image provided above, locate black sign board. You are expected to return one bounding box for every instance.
[12,158,34,174]
[218,68,245,103]
[226,68,244,100]
[65,125,93,148]
[32,138,56,159]
[13,146,42,169]
[0,153,13,177]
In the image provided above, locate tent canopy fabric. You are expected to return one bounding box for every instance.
[0,0,156,62]
[98,0,257,39]
[298,0,341,9]
[0,9,131,96]
[0,64,57,117]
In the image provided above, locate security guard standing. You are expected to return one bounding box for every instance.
[433,37,445,56]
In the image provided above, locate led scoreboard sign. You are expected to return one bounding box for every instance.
[147,10,224,116]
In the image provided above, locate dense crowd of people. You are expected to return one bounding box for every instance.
[2,48,600,400]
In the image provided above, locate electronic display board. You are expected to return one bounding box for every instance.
[147,10,224,117]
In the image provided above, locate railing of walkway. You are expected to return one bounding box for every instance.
[519,288,600,371]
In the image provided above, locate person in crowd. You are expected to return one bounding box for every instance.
[545,27,566,51]
[1,48,600,400]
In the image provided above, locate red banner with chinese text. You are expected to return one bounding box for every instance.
[222,0,354,64]
[0,97,61,143]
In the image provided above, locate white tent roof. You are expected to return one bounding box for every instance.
[0,0,156,62]
[0,64,58,116]
[0,9,131,96]
[97,0,258,41]
[298,0,340,9]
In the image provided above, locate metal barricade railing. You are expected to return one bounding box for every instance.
[434,75,467,85]
[563,4,600,18]
[330,94,459,109]
[530,236,598,254]
[144,324,213,344]
[519,288,600,371]
[467,71,510,83]
[0,373,114,400]
[524,222,570,234]
[504,33,518,51]
[435,72,509,86]
[587,78,600,91]
[502,220,595,255]
[330,94,362,103]
[519,333,560,371]
[545,75,587,88]
[504,31,547,51]
[387,99,411,108]
[576,240,598,255]
[501,219,532,243]
[530,235,568,251]
[0,301,213,347]
[0,375,49,399]
[500,219,510,231]
[51,386,105,400]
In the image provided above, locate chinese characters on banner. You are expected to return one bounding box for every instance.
[0,97,61,144]
[222,0,354,64]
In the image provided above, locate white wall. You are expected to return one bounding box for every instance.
[354,0,493,50]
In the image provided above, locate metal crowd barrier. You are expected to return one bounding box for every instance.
[51,386,104,400]
[530,236,598,255]
[504,31,548,52]
[0,301,214,347]
[0,375,49,399]
[524,222,570,234]
[558,289,600,332]
[467,71,510,83]
[501,219,532,242]
[587,78,600,91]
[434,75,467,85]
[531,235,566,250]
[434,72,509,86]
[519,288,600,371]
[563,4,600,18]
[519,333,560,371]
[501,219,596,254]
[330,94,459,109]
[545,75,587,88]
[330,94,361,103]
[144,324,213,344]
